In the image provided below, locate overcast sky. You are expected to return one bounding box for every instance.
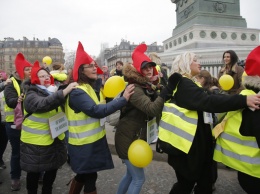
[1,0,259,56]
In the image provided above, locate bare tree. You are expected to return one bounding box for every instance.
[64,51,76,70]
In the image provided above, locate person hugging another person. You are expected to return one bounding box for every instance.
[20,61,78,194]
[115,44,179,194]
[156,52,260,194]
[214,46,260,194]
[65,42,135,194]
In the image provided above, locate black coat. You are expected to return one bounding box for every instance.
[167,77,247,181]
[20,83,67,172]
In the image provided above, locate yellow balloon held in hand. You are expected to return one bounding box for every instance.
[42,56,52,66]
[219,74,234,91]
[128,139,153,168]
[103,76,126,98]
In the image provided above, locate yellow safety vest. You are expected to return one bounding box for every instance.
[4,77,20,122]
[65,84,105,145]
[21,108,65,145]
[214,89,260,178]
[158,81,198,154]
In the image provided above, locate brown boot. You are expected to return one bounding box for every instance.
[84,191,97,194]
[69,178,84,194]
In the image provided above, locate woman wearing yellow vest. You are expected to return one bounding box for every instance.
[4,53,32,191]
[157,52,260,194]
[20,61,77,194]
[214,46,260,193]
[65,42,134,194]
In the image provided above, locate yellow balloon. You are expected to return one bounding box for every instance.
[128,139,153,168]
[103,76,126,98]
[42,56,52,65]
[219,74,234,91]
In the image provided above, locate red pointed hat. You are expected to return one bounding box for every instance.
[245,46,260,77]
[132,44,157,75]
[31,61,54,85]
[15,53,33,79]
[73,41,103,81]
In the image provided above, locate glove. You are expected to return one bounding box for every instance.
[159,73,182,101]
[167,73,182,91]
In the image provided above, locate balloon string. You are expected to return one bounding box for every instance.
[138,128,143,139]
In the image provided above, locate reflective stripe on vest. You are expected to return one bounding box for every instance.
[4,77,20,122]
[65,84,105,145]
[21,108,65,146]
[158,102,198,154]
[214,89,260,178]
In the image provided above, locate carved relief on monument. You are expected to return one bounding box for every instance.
[200,31,206,38]
[183,35,188,42]
[250,34,256,41]
[221,32,227,39]
[204,0,235,3]
[189,32,193,39]
[241,33,247,40]
[173,0,195,13]
[174,40,177,46]
[210,31,217,39]
[214,2,226,13]
[231,33,237,40]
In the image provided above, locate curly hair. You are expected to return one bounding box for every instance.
[170,52,196,79]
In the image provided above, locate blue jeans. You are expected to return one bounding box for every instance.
[116,159,145,194]
[5,122,21,180]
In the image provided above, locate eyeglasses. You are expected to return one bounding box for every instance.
[83,64,97,69]
[38,75,51,79]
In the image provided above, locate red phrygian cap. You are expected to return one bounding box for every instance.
[132,43,157,75]
[31,61,54,85]
[245,46,260,77]
[73,41,103,81]
[14,53,33,80]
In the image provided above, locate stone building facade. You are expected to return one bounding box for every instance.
[0,37,64,74]
[104,39,163,71]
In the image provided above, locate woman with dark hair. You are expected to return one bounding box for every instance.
[115,44,177,194]
[218,50,244,94]
[65,42,135,194]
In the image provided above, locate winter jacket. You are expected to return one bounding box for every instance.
[115,64,164,159]
[20,81,67,172]
[218,63,244,95]
[67,83,128,174]
[4,74,22,109]
[167,76,247,181]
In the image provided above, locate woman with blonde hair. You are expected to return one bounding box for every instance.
[157,52,260,194]
[149,52,168,87]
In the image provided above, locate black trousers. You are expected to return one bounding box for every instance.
[0,122,8,162]
[238,171,260,194]
[75,172,98,193]
[27,169,58,194]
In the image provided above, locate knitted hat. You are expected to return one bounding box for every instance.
[31,61,54,85]
[132,44,157,75]
[244,46,260,77]
[14,53,33,80]
[73,41,103,81]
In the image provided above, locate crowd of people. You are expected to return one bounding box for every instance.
[0,42,260,194]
